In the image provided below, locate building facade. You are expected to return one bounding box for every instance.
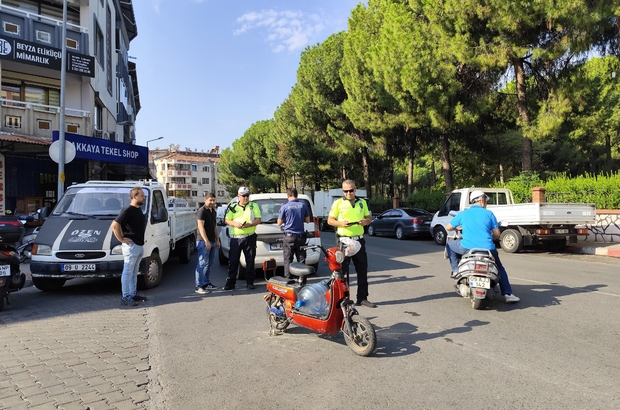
[0,0,143,216]
[151,145,230,206]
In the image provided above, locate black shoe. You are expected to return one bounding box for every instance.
[247,283,256,290]
[223,281,235,291]
[133,294,148,302]
[356,300,377,308]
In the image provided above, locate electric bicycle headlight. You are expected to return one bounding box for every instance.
[111,244,123,255]
[335,250,344,263]
[33,244,52,256]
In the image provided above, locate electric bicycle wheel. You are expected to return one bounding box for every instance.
[343,315,376,357]
[266,294,290,331]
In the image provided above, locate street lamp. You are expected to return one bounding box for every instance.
[146,136,164,149]
[145,137,163,179]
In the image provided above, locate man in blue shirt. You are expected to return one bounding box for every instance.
[445,190,520,303]
[277,187,310,278]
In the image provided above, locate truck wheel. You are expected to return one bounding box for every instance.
[177,237,192,264]
[433,226,447,246]
[32,277,66,292]
[500,229,523,253]
[139,253,162,289]
[218,248,229,265]
[542,238,567,253]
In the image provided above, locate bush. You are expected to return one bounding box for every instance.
[499,172,620,209]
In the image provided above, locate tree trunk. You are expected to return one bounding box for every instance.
[408,141,414,197]
[513,58,533,172]
[439,132,453,192]
[430,159,436,187]
[361,146,371,199]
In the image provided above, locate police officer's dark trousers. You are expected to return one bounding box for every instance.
[282,233,307,278]
[341,237,369,303]
[227,233,257,284]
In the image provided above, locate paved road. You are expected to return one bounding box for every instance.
[2,235,620,409]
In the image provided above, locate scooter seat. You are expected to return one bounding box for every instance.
[289,262,315,277]
[268,276,297,285]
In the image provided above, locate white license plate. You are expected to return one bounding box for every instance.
[0,265,10,276]
[270,242,283,250]
[469,276,491,289]
[554,229,569,234]
[62,264,96,272]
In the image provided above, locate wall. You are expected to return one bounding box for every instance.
[583,210,620,243]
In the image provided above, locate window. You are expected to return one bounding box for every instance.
[94,102,103,131]
[202,178,209,185]
[66,38,78,50]
[3,22,19,35]
[191,191,197,197]
[36,30,51,44]
[37,119,51,130]
[67,123,79,133]
[191,165,197,171]
[5,115,21,128]
[191,177,197,183]
[202,166,209,172]
[95,23,104,65]
[2,80,59,110]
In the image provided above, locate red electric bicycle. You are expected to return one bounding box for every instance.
[264,244,377,356]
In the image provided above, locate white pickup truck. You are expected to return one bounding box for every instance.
[30,180,197,291]
[430,187,595,253]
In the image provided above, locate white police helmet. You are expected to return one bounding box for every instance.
[469,190,488,204]
[339,237,361,257]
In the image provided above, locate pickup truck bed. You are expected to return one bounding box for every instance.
[490,203,596,226]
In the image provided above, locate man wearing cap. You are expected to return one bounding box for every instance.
[277,187,310,279]
[327,179,376,308]
[445,190,520,303]
[223,186,262,290]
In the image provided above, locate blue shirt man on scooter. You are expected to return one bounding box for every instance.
[445,190,520,303]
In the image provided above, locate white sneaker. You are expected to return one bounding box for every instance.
[504,294,520,303]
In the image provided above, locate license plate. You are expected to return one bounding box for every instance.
[554,229,569,234]
[469,276,491,289]
[0,265,10,276]
[61,264,96,272]
[270,242,283,251]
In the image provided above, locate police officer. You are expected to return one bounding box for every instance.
[223,186,262,290]
[277,187,310,279]
[327,179,376,308]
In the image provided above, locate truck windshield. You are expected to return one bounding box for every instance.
[52,187,150,216]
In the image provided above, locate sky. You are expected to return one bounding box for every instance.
[131,0,362,153]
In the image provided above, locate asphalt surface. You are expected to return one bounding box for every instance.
[1,237,619,409]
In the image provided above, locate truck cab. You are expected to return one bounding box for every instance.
[431,188,513,245]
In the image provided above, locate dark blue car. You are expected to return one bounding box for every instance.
[368,208,433,240]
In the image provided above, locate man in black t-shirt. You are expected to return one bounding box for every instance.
[112,187,147,307]
[195,192,220,293]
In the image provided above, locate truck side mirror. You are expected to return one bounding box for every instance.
[449,210,458,217]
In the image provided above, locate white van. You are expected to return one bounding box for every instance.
[218,193,321,274]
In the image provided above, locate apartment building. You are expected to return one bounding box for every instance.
[0,0,143,216]
[151,145,230,206]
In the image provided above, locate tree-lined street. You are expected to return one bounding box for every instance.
[2,234,620,409]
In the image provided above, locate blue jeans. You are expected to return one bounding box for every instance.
[446,240,513,295]
[195,240,216,287]
[121,242,144,299]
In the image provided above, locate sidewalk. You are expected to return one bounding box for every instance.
[565,241,620,258]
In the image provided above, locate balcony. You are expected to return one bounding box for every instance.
[0,4,89,55]
[0,99,90,138]
[168,183,193,190]
[166,170,193,177]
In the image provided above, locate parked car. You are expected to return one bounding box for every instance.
[218,193,321,275]
[367,208,433,239]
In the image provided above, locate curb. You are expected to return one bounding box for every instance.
[566,244,620,258]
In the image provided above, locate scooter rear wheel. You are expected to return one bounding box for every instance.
[343,315,376,357]
[266,295,290,331]
[472,298,484,310]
